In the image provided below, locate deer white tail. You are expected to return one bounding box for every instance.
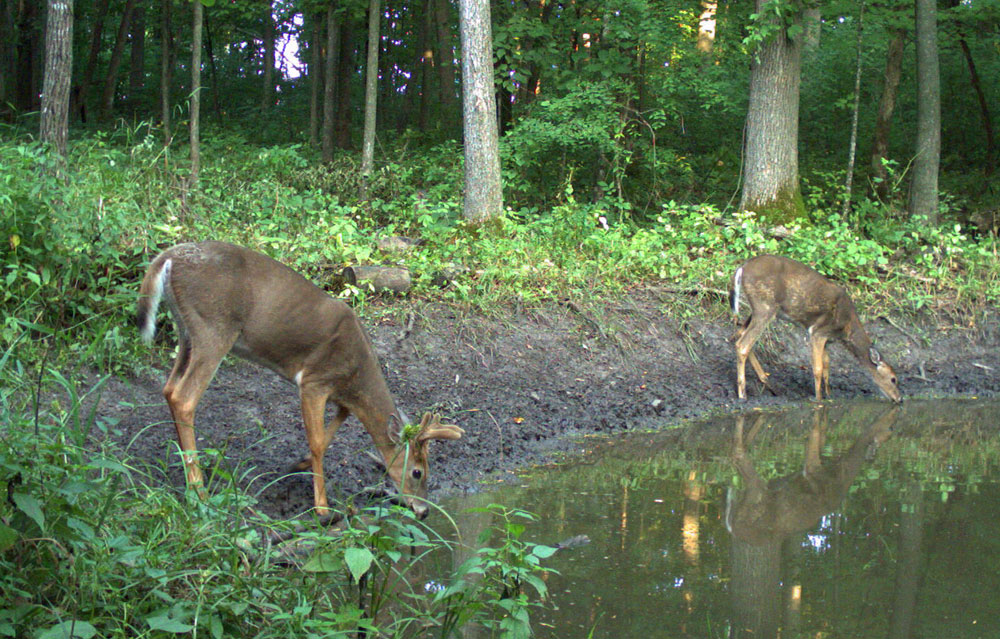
[139,258,172,343]
[730,266,743,314]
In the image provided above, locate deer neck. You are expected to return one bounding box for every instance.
[841,317,875,371]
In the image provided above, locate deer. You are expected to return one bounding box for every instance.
[729,255,902,403]
[136,241,464,519]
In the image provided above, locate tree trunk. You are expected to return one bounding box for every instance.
[907,0,940,223]
[458,0,502,224]
[99,0,138,120]
[412,0,432,131]
[321,2,340,162]
[335,17,356,149]
[739,4,805,224]
[79,0,110,114]
[160,0,173,142]
[129,3,146,115]
[14,1,43,113]
[203,12,222,121]
[870,28,904,202]
[696,0,717,55]
[841,4,864,218]
[309,12,323,147]
[261,0,276,112]
[190,0,203,187]
[40,0,73,158]
[803,7,821,51]
[956,39,995,172]
[360,0,380,198]
[433,0,455,113]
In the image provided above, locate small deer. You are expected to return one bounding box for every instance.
[729,255,902,403]
[136,241,463,518]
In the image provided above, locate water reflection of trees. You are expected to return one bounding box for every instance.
[725,406,897,639]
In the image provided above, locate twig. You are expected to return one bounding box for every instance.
[879,315,922,346]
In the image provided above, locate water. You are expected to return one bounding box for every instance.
[438,399,1000,639]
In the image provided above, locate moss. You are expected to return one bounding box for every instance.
[747,182,806,226]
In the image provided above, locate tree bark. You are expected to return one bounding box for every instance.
[321,2,340,162]
[696,0,717,55]
[739,4,805,224]
[261,0,276,112]
[160,0,173,142]
[335,17,356,149]
[128,3,145,112]
[433,0,455,113]
[841,4,864,218]
[79,0,109,114]
[309,12,323,147]
[907,0,940,223]
[360,0,381,198]
[956,39,995,172]
[41,0,73,158]
[803,6,821,51]
[458,0,503,224]
[870,28,904,201]
[99,0,138,120]
[190,0,203,187]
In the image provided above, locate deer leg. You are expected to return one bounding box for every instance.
[163,336,233,497]
[289,405,350,472]
[300,385,333,516]
[734,312,773,399]
[822,348,831,398]
[809,334,829,401]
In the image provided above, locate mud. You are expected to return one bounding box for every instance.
[97,291,1000,518]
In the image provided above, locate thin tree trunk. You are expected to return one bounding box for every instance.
[261,0,275,112]
[458,0,502,224]
[203,12,221,121]
[739,3,805,224]
[335,17,355,149]
[128,3,145,113]
[160,0,172,143]
[412,0,432,131]
[696,0,717,54]
[190,0,203,187]
[908,0,940,222]
[99,0,138,120]
[841,4,864,218]
[321,2,340,162]
[359,0,380,198]
[41,0,73,158]
[956,39,995,172]
[870,28,904,201]
[309,12,323,147]
[79,0,110,114]
[433,0,455,113]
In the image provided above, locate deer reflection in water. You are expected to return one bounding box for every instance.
[724,406,898,639]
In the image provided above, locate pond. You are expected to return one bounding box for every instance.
[437,399,1000,639]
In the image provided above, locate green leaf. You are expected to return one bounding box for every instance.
[0,523,17,552]
[146,614,194,633]
[303,550,343,573]
[37,621,97,639]
[344,547,374,583]
[530,544,557,559]
[12,492,44,531]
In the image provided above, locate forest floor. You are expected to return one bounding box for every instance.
[97,289,1000,518]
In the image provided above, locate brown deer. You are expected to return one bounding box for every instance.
[136,241,463,518]
[730,255,902,403]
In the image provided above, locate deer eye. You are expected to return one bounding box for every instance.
[411,469,423,481]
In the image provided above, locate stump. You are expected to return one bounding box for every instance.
[342,265,412,294]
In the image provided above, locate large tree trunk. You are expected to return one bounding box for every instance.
[360,0,380,198]
[458,0,502,224]
[321,2,340,162]
[129,3,146,115]
[803,7,822,51]
[190,0,203,187]
[79,0,110,115]
[907,0,940,223]
[869,28,904,202]
[739,4,805,224]
[261,0,276,112]
[99,0,138,120]
[160,0,173,142]
[41,0,73,157]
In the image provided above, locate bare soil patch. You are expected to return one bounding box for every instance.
[97,290,1000,518]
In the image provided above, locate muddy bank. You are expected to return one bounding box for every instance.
[99,290,1000,518]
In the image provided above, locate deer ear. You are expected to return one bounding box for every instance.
[869,347,882,365]
[387,414,405,443]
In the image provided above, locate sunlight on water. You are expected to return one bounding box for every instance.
[441,399,1000,639]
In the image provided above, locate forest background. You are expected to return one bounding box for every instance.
[0,0,999,636]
